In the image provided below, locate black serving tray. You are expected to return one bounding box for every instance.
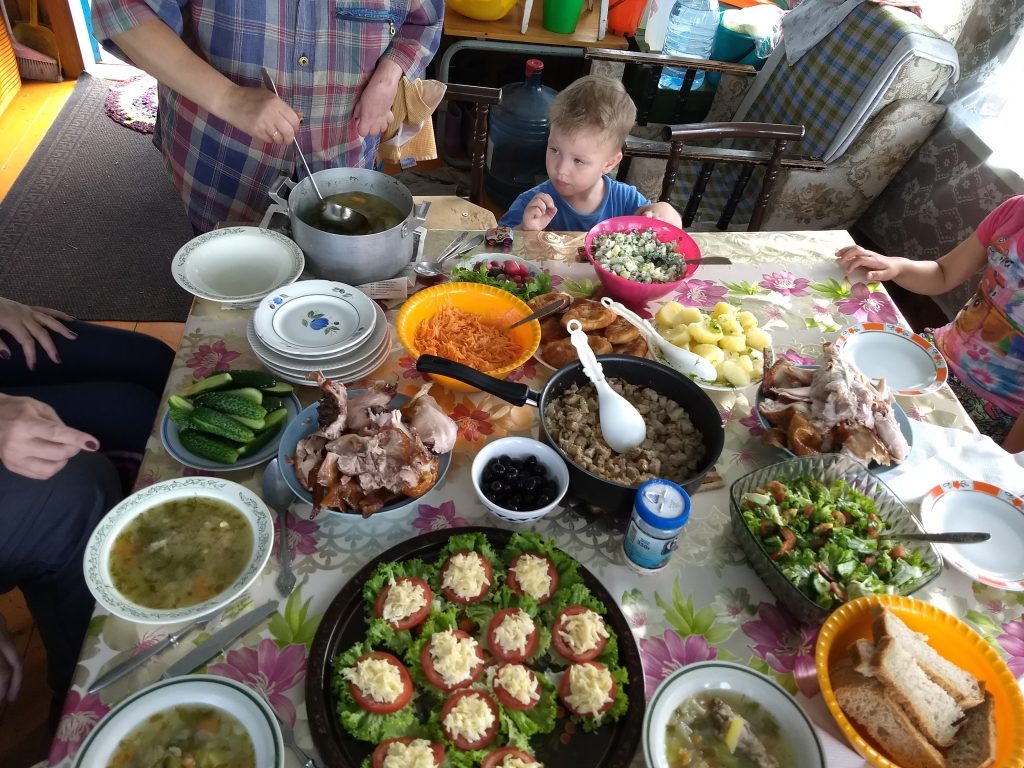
[305,526,645,767]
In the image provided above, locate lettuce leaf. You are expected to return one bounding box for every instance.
[332,640,418,743]
[498,670,557,741]
[569,664,630,733]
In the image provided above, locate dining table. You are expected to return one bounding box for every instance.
[48,204,1024,768]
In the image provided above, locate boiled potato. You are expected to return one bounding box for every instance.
[738,355,755,373]
[711,301,736,318]
[719,334,748,353]
[693,344,725,366]
[718,315,743,336]
[676,306,703,325]
[737,310,758,330]
[744,327,772,351]
[720,359,752,387]
[655,301,686,328]
[688,322,723,345]
[663,326,691,347]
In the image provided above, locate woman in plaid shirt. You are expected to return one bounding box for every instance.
[91,0,442,234]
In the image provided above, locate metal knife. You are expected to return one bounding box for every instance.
[162,600,279,679]
[88,613,214,694]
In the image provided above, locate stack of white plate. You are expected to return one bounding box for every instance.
[248,280,392,386]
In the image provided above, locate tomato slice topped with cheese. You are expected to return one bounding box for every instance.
[373,577,433,631]
[371,737,445,768]
[441,689,500,751]
[491,663,540,711]
[342,651,413,715]
[420,629,485,691]
[481,747,542,768]
[487,608,539,663]
[439,551,493,605]
[551,605,608,663]
[505,553,558,604]
[558,661,616,718]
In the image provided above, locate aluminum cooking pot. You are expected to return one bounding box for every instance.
[268,168,429,285]
[416,354,725,518]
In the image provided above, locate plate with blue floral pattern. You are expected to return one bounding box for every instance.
[253,279,377,357]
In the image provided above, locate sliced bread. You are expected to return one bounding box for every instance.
[832,659,946,768]
[849,638,876,677]
[945,693,997,768]
[872,634,964,747]
[873,607,984,708]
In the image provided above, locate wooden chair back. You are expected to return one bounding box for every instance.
[440,83,502,205]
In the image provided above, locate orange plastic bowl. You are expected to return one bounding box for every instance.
[816,594,1024,768]
[584,216,700,306]
[395,282,541,393]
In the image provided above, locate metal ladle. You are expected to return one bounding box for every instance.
[566,318,647,453]
[259,67,369,234]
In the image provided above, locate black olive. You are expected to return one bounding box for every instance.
[525,455,538,467]
[504,467,519,481]
[508,495,522,508]
[499,454,512,465]
[537,493,553,506]
[490,480,505,494]
[490,462,506,476]
[523,476,539,492]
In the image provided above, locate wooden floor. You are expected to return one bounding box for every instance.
[0,78,185,768]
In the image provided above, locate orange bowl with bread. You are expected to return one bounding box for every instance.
[395,282,541,392]
[816,594,1024,768]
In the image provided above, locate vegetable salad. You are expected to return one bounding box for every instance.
[591,229,686,284]
[740,478,934,610]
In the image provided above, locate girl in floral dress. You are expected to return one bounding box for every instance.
[836,195,1024,453]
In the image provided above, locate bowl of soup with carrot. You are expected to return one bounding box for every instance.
[84,478,274,623]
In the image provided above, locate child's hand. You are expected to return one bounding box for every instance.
[521,193,557,231]
[636,202,682,229]
[835,245,904,281]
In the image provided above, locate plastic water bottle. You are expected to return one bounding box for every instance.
[658,0,720,91]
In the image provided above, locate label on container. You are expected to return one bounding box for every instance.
[623,479,690,572]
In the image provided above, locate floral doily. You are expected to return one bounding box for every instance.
[104,74,158,134]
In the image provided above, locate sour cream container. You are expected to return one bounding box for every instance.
[622,478,691,573]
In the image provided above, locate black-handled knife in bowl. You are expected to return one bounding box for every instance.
[162,599,278,679]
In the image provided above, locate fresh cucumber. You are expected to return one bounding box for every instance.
[229,414,266,430]
[258,407,288,433]
[223,370,284,390]
[175,372,233,398]
[236,423,283,457]
[214,387,264,405]
[194,392,267,420]
[259,381,295,395]
[168,407,193,426]
[260,395,284,411]
[189,406,255,443]
[167,395,195,413]
[179,428,241,464]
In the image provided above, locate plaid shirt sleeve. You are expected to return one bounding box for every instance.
[90,1,186,47]
[383,0,443,79]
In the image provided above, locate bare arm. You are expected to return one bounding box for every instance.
[836,235,987,296]
[1004,412,1024,454]
[110,19,300,144]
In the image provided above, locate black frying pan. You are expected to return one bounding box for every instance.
[416,354,725,517]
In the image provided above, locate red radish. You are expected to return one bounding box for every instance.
[503,260,521,275]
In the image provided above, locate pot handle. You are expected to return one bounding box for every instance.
[267,173,296,208]
[416,355,540,407]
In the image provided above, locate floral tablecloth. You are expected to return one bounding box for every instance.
[50,228,1024,768]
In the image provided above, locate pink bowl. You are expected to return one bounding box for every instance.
[584,216,700,306]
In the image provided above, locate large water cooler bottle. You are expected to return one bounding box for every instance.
[658,0,720,91]
[485,59,558,209]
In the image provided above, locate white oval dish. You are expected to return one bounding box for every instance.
[171,226,304,304]
[643,660,826,768]
[84,477,273,623]
[833,322,948,396]
[920,479,1024,590]
[72,675,284,768]
[160,393,301,471]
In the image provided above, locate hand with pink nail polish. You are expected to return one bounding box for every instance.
[0,394,99,480]
[0,297,77,371]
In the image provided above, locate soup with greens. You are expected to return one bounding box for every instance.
[664,691,793,768]
[109,497,252,609]
[106,705,256,768]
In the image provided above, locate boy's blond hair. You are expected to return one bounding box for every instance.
[549,75,636,152]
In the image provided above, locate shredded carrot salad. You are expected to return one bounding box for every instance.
[415,305,523,371]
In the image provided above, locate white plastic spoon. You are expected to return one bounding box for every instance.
[600,296,718,382]
[566,318,647,454]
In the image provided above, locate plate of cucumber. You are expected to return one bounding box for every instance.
[161,369,303,471]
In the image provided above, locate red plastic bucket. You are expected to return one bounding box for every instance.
[607,0,648,36]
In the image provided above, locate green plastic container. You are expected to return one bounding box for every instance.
[542,0,586,33]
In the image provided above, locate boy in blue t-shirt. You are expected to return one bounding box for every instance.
[499,75,682,232]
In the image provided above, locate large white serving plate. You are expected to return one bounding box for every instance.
[920,479,1024,590]
[84,477,273,623]
[171,226,304,304]
[643,660,825,768]
[72,675,284,768]
[160,393,301,471]
[833,322,948,396]
[253,280,376,356]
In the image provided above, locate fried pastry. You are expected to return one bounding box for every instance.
[542,335,614,368]
[561,299,615,331]
[613,336,649,358]
[540,316,568,343]
[604,316,640,345]
[527,291,573,312]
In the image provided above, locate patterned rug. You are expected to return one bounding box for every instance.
[104,73,158,134]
